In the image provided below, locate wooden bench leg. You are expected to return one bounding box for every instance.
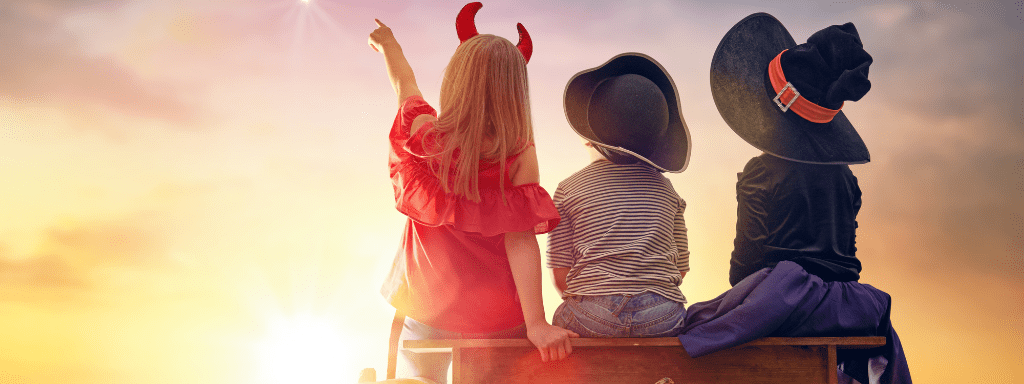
[387,312,405,380]
[827,345,837,384]
[452,347,462,384]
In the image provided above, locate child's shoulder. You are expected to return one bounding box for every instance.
[558,161,678,201]
[558,161,663,188]
[563,160,664,180]
[508,145,539,186]
[557,161,607,189]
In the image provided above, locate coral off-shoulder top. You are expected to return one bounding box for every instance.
[380,96,559,333]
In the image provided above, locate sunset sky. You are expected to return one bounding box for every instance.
[0,0,1021,383]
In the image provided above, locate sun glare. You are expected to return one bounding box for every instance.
[255,314,353,384]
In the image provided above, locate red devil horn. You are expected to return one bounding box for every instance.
[456,2,482,43]
[516,22,533,64]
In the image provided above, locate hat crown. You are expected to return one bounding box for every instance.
[564,53,691,172]
[588,74,669,159]
[779,23,872,110]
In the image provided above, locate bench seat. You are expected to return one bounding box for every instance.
[404,336,885,384]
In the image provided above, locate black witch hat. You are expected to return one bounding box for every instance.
[711,13,873,164]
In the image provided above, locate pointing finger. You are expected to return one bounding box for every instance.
[375,18,386,28]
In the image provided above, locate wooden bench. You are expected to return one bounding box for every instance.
[404,336,885,384]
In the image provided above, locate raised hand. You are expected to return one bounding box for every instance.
[368,19,396,53]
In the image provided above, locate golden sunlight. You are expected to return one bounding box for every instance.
[255,314,353,384]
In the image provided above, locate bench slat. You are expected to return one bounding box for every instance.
[404,336,885,352]
[456,343,829,384]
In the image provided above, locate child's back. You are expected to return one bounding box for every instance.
[548,53,692,338]
[548,160,688,303]
[548,157,689,338]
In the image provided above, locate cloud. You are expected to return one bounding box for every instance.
[831,0,1024,30]
[844,2,1024,280]
[0,208,189,293]
[0,1,207,128]
[860,2,1023,122]
[0,254,87,289]
[38,212,174,268]
[930,0,1024,31]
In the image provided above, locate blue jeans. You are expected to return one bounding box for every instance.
[397,317,527,384]
[553,292,686,338]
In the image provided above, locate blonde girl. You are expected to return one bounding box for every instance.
[368,4,576,383]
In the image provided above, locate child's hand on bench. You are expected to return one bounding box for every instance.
[526,321,580,362]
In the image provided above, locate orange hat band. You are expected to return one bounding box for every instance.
[768,50,843,124]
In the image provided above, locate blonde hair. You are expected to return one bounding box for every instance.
[428,34,533,202]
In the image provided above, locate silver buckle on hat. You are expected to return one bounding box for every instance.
[773,82,799,112]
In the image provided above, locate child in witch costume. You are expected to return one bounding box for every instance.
[547,53,693,338]
[677,13,912,384]
[369,3,577,384]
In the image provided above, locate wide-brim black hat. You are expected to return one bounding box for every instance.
[711,13,870,164]
[565,53,691,173]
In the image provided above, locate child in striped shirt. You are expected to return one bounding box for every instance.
[547,53,692,338]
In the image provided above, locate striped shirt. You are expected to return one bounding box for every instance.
[546,160,689,303]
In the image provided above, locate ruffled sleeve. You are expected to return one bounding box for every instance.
[393,173,560,237]
[389,95,438,167]
[387,98,559,237]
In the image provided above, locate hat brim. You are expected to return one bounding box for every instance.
[565,53,691,172]
[710,13,869,164]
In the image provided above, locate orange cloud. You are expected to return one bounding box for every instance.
[0,254,86,289]
[37,213,173,268]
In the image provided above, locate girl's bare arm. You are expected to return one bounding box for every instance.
[507,149,579,362]
[506,230,578,362]
[369,19,422,106]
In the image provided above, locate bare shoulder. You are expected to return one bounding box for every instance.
[410,114,437,135]
[510,145,540,186]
